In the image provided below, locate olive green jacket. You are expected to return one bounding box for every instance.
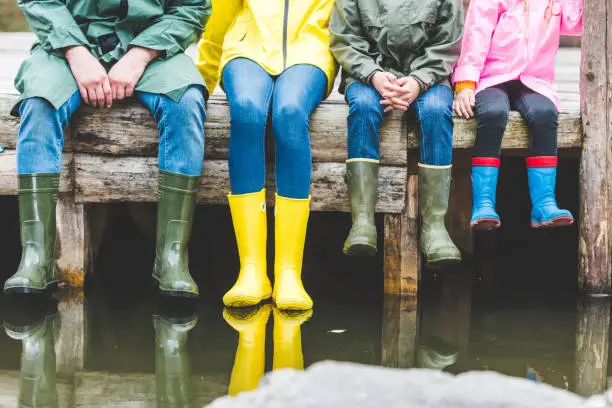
[12,0,211,116]
[329,0,464,93]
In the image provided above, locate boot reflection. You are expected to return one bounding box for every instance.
[417,337,458,370]
[224,304,272,396]
[4,301,59,408]
[154,312,197,408]
[272,308,312,371]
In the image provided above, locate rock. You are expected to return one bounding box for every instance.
[206,361,589,408]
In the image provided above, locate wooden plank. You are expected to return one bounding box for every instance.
[383,175,419,294]
[578,0,611,295]
[381,296,418,368]
[73,155,408,213]
[0,150,73,195]
[575,298,610,396]
[0,91,583,159]
[55,196,90,287]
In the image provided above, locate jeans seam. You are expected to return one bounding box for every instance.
[414,97,429,164]
[159,96,169,172]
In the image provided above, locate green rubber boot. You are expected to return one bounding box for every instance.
[343,160,379,257]
[418,165,462,265]
[153,170,200,298]
[4,174,59,294]
[154,313,197,408]
[5,312,59,408]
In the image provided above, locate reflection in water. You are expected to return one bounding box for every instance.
[4,298,59,408]
[154,304,197,408]
[1,270,612,405]
[225,305,310,396]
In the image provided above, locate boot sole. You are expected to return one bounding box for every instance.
[343,242,377,257]
[426,257,462,267]
[4,282,57,295]
[224,294,272,308]
[471,219,501,231]
[158,289,199,299]
[273,298,313,311]
[152,276,199,299]
[532,217,574,229]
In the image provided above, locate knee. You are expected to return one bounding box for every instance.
[418,94,453,120]
[273,99,309,129]
[525,104,558,126]
[348,88,384,123]
[229,93,268,126]
[19,97,57,123]
[172,87,206,123]
[476,103,509,126]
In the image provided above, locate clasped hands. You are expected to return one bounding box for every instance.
[371,71,421,113]
[64,45,161,109]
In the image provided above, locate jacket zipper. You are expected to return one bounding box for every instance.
[283,0,289,69]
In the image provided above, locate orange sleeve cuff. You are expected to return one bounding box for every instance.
[455,81,477,93]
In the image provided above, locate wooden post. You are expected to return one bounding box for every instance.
[381,295,418,368]
[55,289,86,377]
[55,195,90,287]
[384,175,419,295]
[578,0,611,295]
[575,297,610,396]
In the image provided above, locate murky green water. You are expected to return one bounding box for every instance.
[0,166,602,407]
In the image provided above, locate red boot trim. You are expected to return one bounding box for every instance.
[472,157,501,167]
[526,156,558,168]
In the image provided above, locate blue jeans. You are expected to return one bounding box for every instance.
[346,82,454,166]
[17,86,206,176]
[222,58,327,199]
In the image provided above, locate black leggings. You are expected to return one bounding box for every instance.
[472,80,558,158]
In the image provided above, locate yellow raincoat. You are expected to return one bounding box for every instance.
[196,0,337,96]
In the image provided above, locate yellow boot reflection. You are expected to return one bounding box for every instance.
[272,308,312,371]
[224,304,272,396]
[5,313,59,408]
[154,314,197,408]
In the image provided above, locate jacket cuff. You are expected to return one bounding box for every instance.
[452,66,481,84]
[47,26,90,52]
[455,81,476,93]
[409,70,436,90]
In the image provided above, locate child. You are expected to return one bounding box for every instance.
[330,0,464,264]
[453,0,582,230]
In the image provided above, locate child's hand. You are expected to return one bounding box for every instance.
[371,72,408,112]
[65,45,112,109]
[454,88,476,118]
[380,76,421,112]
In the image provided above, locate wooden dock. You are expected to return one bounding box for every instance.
[0,32,586,294]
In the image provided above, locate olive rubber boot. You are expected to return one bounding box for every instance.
[343,160,379,257]
[152,170,200,298]
[154,313,197,408]
[5,312,59,408]
[418,165,462,265]
[4,174,59,294]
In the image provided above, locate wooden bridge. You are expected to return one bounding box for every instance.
[0,32,591,295]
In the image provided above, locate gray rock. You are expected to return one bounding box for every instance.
[206,360,592,408]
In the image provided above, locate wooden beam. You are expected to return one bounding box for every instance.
[383,175,419,295]
[575,297,610,396]
[0,92,584,162]
[381,295,418,368]
[578,0,611,294]
[73,155,408,213]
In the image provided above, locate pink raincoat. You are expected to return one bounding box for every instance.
[453,0,582,110]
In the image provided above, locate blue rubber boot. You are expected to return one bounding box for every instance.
[527,157,574,228]
[470,158,501,231]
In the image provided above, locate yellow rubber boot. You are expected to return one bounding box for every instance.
[272,307,312,371]
[272,195,313,311]
[224,304,272,396]
[224,189,272,307]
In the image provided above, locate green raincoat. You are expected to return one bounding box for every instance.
[329,0,463,93]
[11,0,211,116]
